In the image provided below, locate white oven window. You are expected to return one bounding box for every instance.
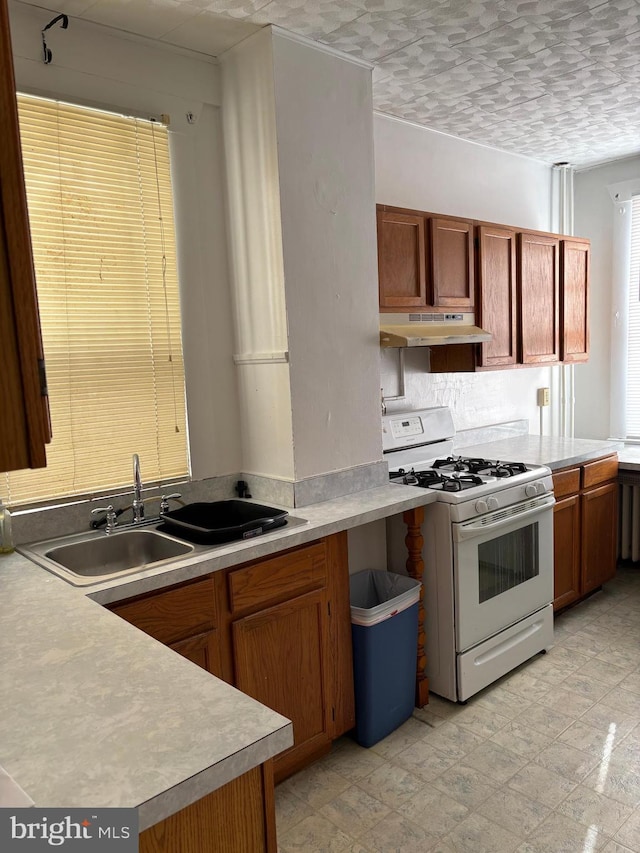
[478,522,540,603]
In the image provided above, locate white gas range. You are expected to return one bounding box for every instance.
[383,407,555,703]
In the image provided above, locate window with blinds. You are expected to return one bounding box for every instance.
[4,94,188,506]
[627,196,640,440]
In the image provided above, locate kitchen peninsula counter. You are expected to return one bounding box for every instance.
[2,482,437,832]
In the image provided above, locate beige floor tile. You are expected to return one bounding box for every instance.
[614,808,640,850]
[419,695,466,722]
[560,630,612,657]
[580,703,640,738]
[444,812,522,853]
[544,644,592,672]
[513,702,576,738]
[490,720,554,760]
[558,784,634,836]
[474,685,534,719]
[619,671,640,697]
[393,738,457,782]
[601,688,640,719]
[575,658,633,688]
[517,812,609,852]
[499,671,551,702]
[420,720,486,760]
[275,786,315,834]
[460,741,528,785]
[397,784,469,837]
[278,813,356,852]
[368,717,430,759]
[358,763,424,809]
[596,647,640,670]
[533,740,600,783]
[601,842,637,853]
[476,787,551,836]
[322,739,387,783]
[522,659,569,686]
[279,763,351,809]
[559,719,624,757]
[536,684,596,717]
[559,672,612,702]
[507,762,578,809]
[453,704,511,738]
[359,809,440,853]
[412,705,453,728]
[319,785,390,838]
[431,763,498,809]
[582,758,640,807]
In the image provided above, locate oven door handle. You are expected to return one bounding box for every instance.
[454,494,555,541]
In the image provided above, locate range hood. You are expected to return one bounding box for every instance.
[380,313,492,348]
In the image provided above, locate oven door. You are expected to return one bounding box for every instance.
[452,494,555,651]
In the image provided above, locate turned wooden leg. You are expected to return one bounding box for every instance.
[403,506,428,708]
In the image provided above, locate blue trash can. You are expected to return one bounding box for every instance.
[349,569,421,748]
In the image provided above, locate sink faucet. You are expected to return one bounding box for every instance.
[132,453,144,523]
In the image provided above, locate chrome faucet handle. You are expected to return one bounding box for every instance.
[91,505,118,534]
[160,493,181,514]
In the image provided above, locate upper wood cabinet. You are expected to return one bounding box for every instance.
[429,217,474,308]
[560,238,590,363]
[377,206,474,312]
[476,225,517,368]
[377,209,427,309]
[0,0,50,473]
[518,232,560,364]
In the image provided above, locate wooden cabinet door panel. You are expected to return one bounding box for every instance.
[561,239,590,363]
[581,482,618,595]
[553,495,581,611]
[430,217,474,308]
[233,590,331,777]
[377,210,427,308]
[0,0,50,472]
[518,232,560,364]
[582,455,618,490]
[170,630,223,678]
[477,226,517,367]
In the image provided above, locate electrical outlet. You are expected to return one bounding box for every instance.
[537,387,550,407]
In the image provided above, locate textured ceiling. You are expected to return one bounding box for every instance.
[15,0,640,168]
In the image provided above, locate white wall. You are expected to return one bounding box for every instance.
[273,35,382,480]
[574,155,640,440]
[374,113,557,435]
[8,1,241,480]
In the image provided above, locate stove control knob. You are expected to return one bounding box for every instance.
[525,483,538,498]
[536,481,546,495]
[487,496,499,511]
[475,499,489,515]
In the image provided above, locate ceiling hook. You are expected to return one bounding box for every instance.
[41,13,69,65]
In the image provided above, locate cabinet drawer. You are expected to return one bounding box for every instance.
[552,468,580,498]
[228,542,327,615]
[582,455,618,489]
[112,576,217,645]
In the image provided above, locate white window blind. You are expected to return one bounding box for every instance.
[5,95,188,506]
[627,196,640,439]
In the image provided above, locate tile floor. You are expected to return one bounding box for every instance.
[275,567,640,852]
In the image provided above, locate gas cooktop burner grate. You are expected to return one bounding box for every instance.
[432,456,531,477]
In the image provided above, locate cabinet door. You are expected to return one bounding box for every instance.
[170,631,223,678]
[476,226,517,367]
[518,232,560,364]
[377,209,427,309]
[561,239,590,363]
[429,217,474,308]
[553,494,581,611]
[233,589,331,782]
[581,482,618,595]
[0,0,50,472]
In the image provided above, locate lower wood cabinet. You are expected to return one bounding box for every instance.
[109,532,354,784]
[139,763,276,853]
[553,454,618,611]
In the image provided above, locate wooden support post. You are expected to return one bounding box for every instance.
[403,506,428,708]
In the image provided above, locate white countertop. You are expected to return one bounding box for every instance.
[618,446,640,471]
[1,483,436,829]
[457,435,623,471]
